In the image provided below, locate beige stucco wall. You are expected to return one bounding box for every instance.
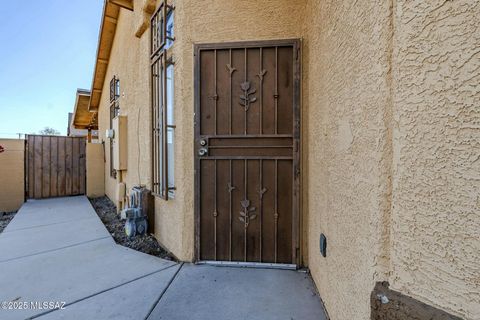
[86,143,105,198]
[390,1,480,319]
[174,0,308,261]
[0,139,25,212]
[98,6,152,204]
[302,1,393,319]
[97,0,308,261]
[94,0,479,319]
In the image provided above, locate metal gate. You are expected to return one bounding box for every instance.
[194,40,301,266]
[26,135,86,199]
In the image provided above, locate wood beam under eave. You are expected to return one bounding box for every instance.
[135,0,156,38]
[108,0,134,11]
[105,15,117,24]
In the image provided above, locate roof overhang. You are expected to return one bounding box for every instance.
[88,0,134,112]
[109,0,134,11]
[72,89,98,130]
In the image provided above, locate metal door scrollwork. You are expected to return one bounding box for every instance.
[195,40,300,266]
[239,199,257,228]
[239,81,257,111]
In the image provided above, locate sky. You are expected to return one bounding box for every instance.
[0,0,103,138]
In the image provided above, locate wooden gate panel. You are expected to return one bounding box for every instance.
[33,136,43,199]
[57,137,66,197]
[195,40,300,265]
[72,137,80,195]
[27,136,35,198]
[27,135,85,199]
[65,137,73,195]
[79,140,86,196]
[41,137,50,198]
[50,137,58,197]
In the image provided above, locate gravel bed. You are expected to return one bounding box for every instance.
[0,211,17,233]
[89,196,173,260]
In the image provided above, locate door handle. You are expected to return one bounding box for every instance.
[198,148,208,156]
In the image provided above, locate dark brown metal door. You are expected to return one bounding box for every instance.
[26,135,86,199]
[194,40,300,266]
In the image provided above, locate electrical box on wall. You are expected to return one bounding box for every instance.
[113,115,127,170]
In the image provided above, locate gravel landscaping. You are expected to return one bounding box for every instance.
[0,211,17,233]
[89,196,173,260]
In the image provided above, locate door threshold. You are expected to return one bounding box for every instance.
[196,260,297,270]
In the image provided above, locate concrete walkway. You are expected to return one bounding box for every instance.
[0,196,326,320]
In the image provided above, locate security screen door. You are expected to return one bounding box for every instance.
[194,40,300,266]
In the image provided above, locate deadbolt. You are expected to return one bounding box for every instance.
[199,139,207,146]
[198,148,208,156]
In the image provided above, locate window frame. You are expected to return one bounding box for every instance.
[151,2,175,200]
[150,2,175,59]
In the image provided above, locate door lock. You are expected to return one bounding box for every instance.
[199,139,207,146]
[198,148,208,156]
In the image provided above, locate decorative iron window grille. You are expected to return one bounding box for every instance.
[110,76,120,178]
[151,2,175,199]
[151,2,174,58]
[110,75,120,103]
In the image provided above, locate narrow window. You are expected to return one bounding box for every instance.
[151,2,175,199]
[109,76,120,178]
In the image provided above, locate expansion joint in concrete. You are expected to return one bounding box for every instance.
[29,263,180,320]
[145,262,185,320]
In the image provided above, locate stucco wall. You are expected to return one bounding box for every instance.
[302,1,393,319]
[97,2,188,257]
[93,0,479,319]
[390,1,480,319]
[98,7,152,204]
[96,0,309,260]
[86,143,105,198]
[174,0,308,261]
[0,139,25,212]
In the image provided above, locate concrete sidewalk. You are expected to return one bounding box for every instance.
[0,196,326,320]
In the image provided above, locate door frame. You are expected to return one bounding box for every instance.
[193,39,302,266]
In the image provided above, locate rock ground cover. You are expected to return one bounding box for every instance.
[0,211,16,233]
[89,196,173,260]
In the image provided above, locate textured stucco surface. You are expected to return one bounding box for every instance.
[175,0,308,261]
[302,1,393,319]
[86,143,105,198]
[97,0,308,261]
[390,1,480,319]
[92,0,480,319]
[97,1,188,260]
[0,139,25,212]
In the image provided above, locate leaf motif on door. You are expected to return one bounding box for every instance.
[239,81,257,111]
[239,199,257,228]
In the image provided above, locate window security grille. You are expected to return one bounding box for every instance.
[151,2,175,199]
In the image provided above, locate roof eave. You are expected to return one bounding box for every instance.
[88,0,128,112]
